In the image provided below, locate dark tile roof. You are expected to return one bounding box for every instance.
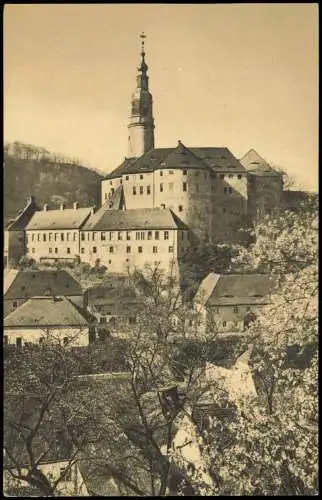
[82,207,188,231]
[190,147,246,172]
[4,296,89,328]
[4,269,83,299]
[26,207,93,230]
[104,143,246,179]
[7,197,40,230]
[240,148,282,177]
[197,273,275,306]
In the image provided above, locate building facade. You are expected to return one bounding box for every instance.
[5,36,284,276]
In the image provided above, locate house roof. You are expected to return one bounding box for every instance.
[196,273,275,306]
[4,296,88,328]
[7,197,40,230]
[240,149,282,177]
[26,207,93,230]
[82,207,187,231]
[103,143,246,180]
[4,269,83,300]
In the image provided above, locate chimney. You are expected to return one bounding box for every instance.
[73,202,79,210]
[43,204,49,212]
[60,203,65,211]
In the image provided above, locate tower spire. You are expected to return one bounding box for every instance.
[127,33,155,158]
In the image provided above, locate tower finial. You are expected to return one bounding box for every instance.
[140,32,146,56]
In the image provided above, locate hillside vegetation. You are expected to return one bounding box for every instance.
[4,141,103,226]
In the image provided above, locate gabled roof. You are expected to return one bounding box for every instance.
[7,197,40,230]
[196,273,275,306]
[103,143,246,180]
[240,149,282,177]
[4,296,88,328]
[26,207,93,230]
[82,207,188,231]
[4,269,83,300]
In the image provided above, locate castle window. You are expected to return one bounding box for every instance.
[73,232,77,241]
[109,246,114,253]
[92,232,96,241]
[43,234,47,242]
[147,231,152,240]
[105,193,107,200]
[126,246,131,253]
[168,170,174,175]
[220,174,225,179]
[12,301,18,311]
[133,187,136,195]
[136,232,140,240]
[118,232,123,241]
[55,248,58,254]
[223,321,227,327]
[164,231,169,240]
[129,316,137,325]
[31,248,35,253]
[109,232,113,240]
[139,186,144,195]
[31,233,35,242]
[138,246,143,253]
[234,306,239,313]
[67,248,71,254]
[168,246,174,253]
[169,182,173,191]
[238,174,242,179]
[140,174,144,179]
[125,176,129,180]
[16,338,22,349]
[178,205,183,212]
[229,174,234,178]
[153,246,158,253]
[229,187,233,194]
[48,233,52,241]
[183,182,187,192]
[81,248,85,254]
[160,171,163,176]
[101,232,106,241]
[49,248,52,253]
[183,170,187,175]
[155,231,159,240]
[147,185,151,195]
[126,231,131,240]
[110,181,113,185]
[61,233,64,242]
[160,183,163,192]
[140,232,145,240]
[81,233,85,241]
[37,234,41,242]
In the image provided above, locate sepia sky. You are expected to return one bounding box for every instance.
[4,3,318,191]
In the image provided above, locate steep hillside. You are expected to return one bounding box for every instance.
[4,142,104,226]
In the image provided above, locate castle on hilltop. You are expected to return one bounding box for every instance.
[5,35,284,275]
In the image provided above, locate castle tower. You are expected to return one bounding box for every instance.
[127,33,155,159]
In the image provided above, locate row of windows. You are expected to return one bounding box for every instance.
[109,172,244,183]
[132,185,151,195]
[28,232,78,242]
[80,230,173,242]
[29,248,71,254]
[81,245,174,254]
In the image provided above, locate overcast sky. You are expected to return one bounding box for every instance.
[4,3,318,190]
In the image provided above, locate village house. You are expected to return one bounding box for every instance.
[194,273,275,335]
[3,268,84,318]
[4,295,90,348]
